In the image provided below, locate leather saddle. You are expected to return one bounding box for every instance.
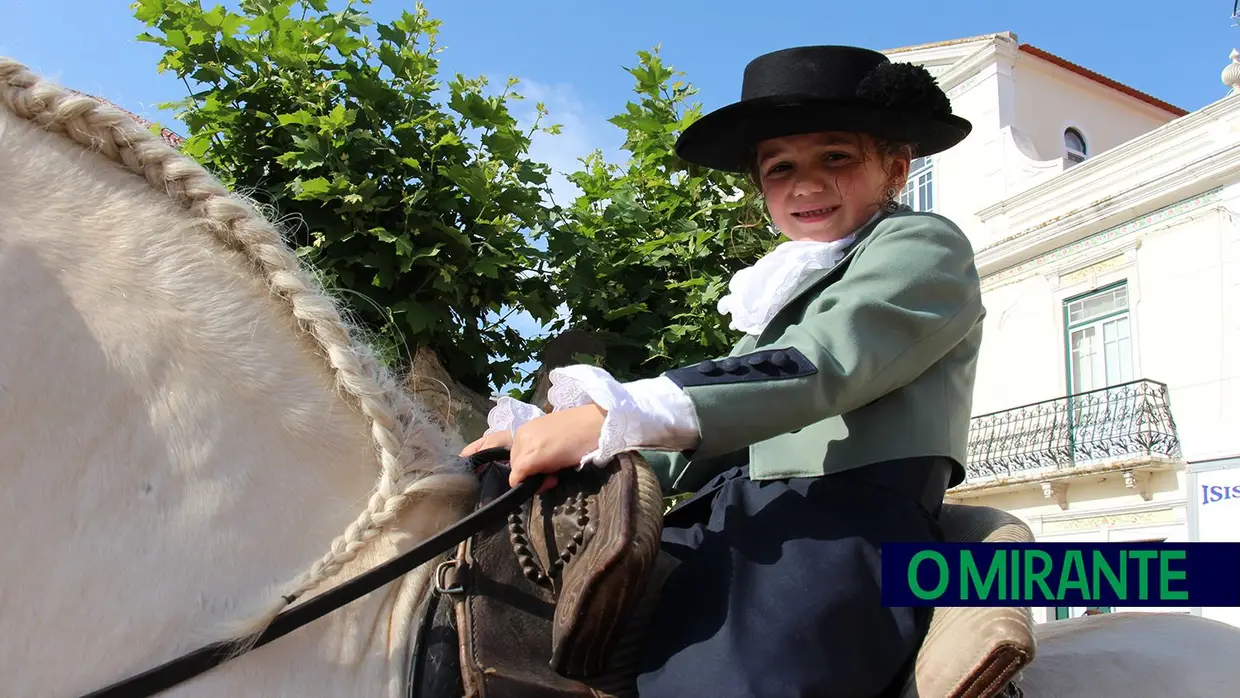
[440,452,668,697]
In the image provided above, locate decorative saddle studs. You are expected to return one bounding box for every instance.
[453,453,666,694]
[506,488,592,591]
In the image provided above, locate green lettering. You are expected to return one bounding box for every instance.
[1092,550,1126,599]
[1159,550,1188,601]
[1010,547,1021,599]
[909,551,949,600]
[1129,550,1158,600]
[1024,549,1055,601]
[1058,550,1090,600]
[962,550,1006,600]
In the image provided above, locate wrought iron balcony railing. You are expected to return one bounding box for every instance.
[965,379,1182,482]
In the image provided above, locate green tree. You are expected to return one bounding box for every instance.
[545,48,774,381]
[132,0,561,393]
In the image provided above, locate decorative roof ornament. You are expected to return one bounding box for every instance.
[1223,48,1240,94]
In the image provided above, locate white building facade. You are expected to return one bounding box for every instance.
[886,33,1240,626]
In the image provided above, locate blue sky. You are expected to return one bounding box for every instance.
[5,0,1236,186]
[3,0,1235,392]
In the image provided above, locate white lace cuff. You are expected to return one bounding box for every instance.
[484,396,548,435]
[547,365,701,467]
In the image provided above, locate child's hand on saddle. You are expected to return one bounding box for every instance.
[459,430,514,459]
[458,404,607,492]
[506,405,606,490]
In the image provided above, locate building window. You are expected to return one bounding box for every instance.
[898,156,934,212]
[1064,128,1087,164]
[1062,282,1136,464]
[1064,282,1134,394]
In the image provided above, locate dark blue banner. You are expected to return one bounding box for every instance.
[881,542,1240,607]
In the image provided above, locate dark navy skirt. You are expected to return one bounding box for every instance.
[635,458,952,698]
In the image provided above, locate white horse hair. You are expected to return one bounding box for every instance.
[1014,611,1240,696]
[0,57,478,697]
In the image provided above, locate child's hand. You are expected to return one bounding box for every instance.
[507,404,607,489]
[458,404,607,492]
[460,430,514,459]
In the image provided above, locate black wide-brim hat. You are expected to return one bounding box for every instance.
[675,45,972,173]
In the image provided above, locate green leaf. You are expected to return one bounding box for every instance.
[375,23,406,45]
[321,103,355,132]
[276,110,314,127]
[434,132,461,149]
[180,133,213,160]
[164,29,188,50]
[220,11,245,36]
[202,5,226,29]
[395,300,438,333]
[603,303,648,321]
[369,226,397,243]
[135,31,163,45]
[132,0,167,24]
[246,15,273,35]
[290,176,333,199]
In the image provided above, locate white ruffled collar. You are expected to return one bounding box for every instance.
[717,213,880,336]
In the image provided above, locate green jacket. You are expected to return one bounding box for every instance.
[641,208,984,495]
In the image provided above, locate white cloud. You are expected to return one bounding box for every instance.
[511,77,624,207]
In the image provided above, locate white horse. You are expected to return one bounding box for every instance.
[3,56,1240,698]
[1010,611,1240,696]
[0,57,478,697]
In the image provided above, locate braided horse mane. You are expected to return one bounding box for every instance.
[0,54,477,650]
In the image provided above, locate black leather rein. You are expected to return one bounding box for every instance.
[77,448,537,698]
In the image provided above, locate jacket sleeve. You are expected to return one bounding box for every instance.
[661,212,983,464]
[638,447,750,495]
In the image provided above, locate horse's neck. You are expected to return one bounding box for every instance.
[0,104,467,696]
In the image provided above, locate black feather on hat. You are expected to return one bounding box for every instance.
[674,45,972,173]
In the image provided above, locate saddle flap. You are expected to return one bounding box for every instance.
[454,463,594,698]
[452,453,665,697]
[902,503,1037,698]
[549,453,665,678]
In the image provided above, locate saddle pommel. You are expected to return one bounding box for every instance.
[546,452,664,677]
[454,452,666,697]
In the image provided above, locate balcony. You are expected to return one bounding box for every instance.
[959,379,1182,493]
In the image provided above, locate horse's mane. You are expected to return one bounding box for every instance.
[0,57,474,633]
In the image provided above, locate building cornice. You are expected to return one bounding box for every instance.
[1036,498,1188,525]
[885,32,1017,56]
[950,455,1181,496]
[975,95,1240,279]
[886,34,1017,97]
[940,36,1019,93]
[981,190,1222,290]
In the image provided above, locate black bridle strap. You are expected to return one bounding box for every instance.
[79,449,537,698]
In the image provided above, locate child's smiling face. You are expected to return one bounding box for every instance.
[755,131,911,242]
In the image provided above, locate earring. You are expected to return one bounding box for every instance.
[884,187,899,213]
